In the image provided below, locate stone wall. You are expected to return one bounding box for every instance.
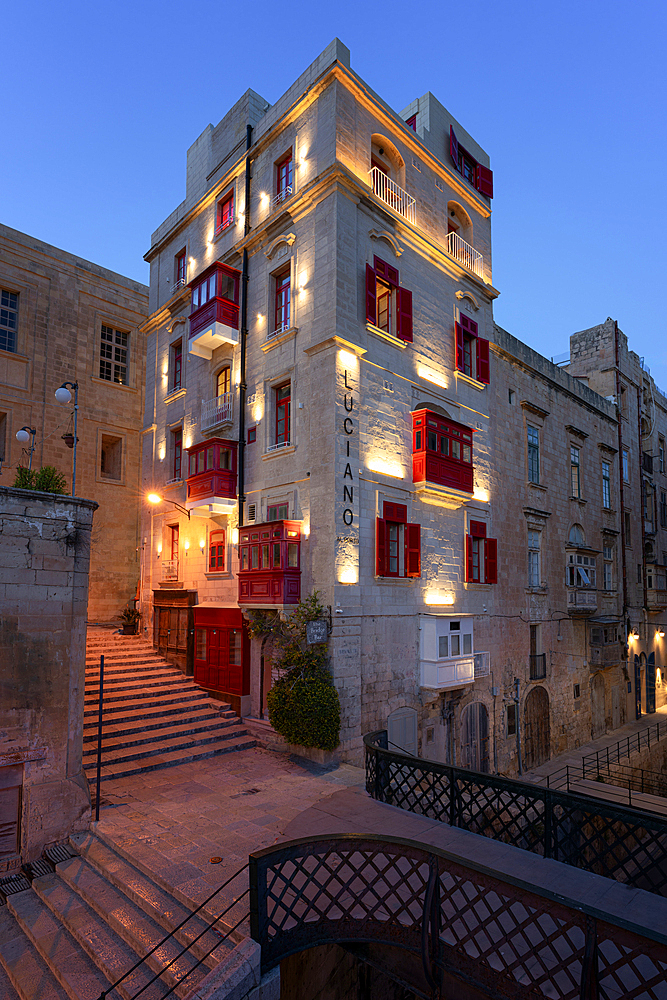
[0,486,97,867]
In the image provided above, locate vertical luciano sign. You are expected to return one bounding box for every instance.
[336,357,360,585]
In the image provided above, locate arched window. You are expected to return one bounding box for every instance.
[217,366,231,397]
[446,201,473,244]
[568,524,585,545]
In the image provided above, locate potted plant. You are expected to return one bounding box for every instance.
[118,606,141,635]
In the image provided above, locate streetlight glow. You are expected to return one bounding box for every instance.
[147,493,163,504]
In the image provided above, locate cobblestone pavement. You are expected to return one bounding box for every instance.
[93,747,364,914]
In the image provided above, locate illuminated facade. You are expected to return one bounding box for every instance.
[140,41,643,769]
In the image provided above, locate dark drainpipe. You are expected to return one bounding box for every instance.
[615,321,628,614]
[237,124,252,528]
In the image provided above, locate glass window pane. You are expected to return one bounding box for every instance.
[287,543,298,567]
[438,635,448,658]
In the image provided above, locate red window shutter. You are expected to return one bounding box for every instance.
[477,338,490,384]
[470,520,486,538]
[475,164,494,198]
[387,264,399,286]
[374,256,389,280]
[465,534,473,583]
[450,126,459,171]
[366,264,377,324]
[405,523,421,577]
[455,322,464,371]
[460,314,478,337]
[376,517,387,576]
[383,502,407,523]
[406,114,416,131]
[397,288,413,342]
[485,538,498,584]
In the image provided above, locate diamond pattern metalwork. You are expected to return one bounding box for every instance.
[364,730,667,897]
[250,834,667,999]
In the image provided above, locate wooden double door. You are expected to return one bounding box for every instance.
[193,607,250,699]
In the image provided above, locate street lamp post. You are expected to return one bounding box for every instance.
[55,382,78,496]
[15,426,37,471]
[147,493,191,519]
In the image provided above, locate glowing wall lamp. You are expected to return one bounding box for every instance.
[54,381,79,495]
[147,493,191,519]
[15,426,37,471]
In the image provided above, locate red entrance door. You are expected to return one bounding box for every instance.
[193,607,249,700]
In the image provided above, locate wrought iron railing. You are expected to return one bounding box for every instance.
[542,760,667,807]
[370,167,416,224]
[98,864,250,1000]
[581,716,667,774]
[250,833,667,999]
[445,231,483,277]
[364,730,667,896]
[272,186,292,207]
[201,392,233,428]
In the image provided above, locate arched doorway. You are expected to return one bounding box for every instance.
[460,701,489,772]
[591,672,606,738]
[524,687,550,769]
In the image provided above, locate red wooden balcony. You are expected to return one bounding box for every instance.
[188,262,240,359]
[185,438,237,515]
[238,520,301,606]
[412,409,474,493]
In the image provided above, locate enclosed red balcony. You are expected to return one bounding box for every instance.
[238,520,301,606]
[188,262,240,359]
[412,409,474,494]
[186,438,237,514]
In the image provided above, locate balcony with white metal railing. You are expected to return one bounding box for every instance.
[272,187,293,208]
[162,559,179,581]
[370,167,416,225]
[201,392,233,430]
[266,320,291,342]
[171,277,187,296]
[445,231,484,278]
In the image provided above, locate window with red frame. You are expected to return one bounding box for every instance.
[168,523,179,561]
[217,366,230,397]
[276,153,293,200]
[465,521,497,584]
[209,530,226,572]
[171,340,182,391]
[274,268,290,334]
[172,428,182,480]
[412,409,474,493]
[275,383,290,446]
[455,314,490,384]
[365,256,412,342]
[376,502,421,578]
[247,426,256,444]
[216,192,234,233]
[449,126,494,198]
[176,250,186,285]
[406,114,417,131]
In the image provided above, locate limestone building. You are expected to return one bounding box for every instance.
[0,225,148,620]
[140,40,645,771]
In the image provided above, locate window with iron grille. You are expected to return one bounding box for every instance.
[529,624,546,679]
[100,324,129,384]
[276,153,293,201]
[0,289,18,353]
[175,250,186,286]
[527,425,540,484]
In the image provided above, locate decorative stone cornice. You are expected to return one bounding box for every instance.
[368,229,404,257]
[264,233,296,260]
[455,290,480,311]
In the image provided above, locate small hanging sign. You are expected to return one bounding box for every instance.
[306,619,328,645]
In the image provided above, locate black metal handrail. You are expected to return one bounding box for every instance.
[543,760,667,806]
[249,833,667,999]
[581,716,667,773]
[364,729,667,896]
[98,863,249,1000]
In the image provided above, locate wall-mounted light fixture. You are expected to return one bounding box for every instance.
[15,426,37,471]
[147,493,191,520]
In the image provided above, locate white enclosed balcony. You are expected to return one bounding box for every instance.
[370,167,416,225]
[421,655,475,691]
[446,232,483,278]
[201,393,233,430]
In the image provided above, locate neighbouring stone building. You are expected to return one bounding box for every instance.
[139,39,658,772]
[0,224,148,621]
[0,487,97,870]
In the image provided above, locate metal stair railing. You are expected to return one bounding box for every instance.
[544,759,667,806]
[98,863,250,1000]
[581,716,667,774]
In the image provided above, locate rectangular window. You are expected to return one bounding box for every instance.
[623,449,629,482]
[275,383,291,446]
[449,126,493,198]
[216,192,234,233]
[406,114,417,130]
[644,482,655,531]
[506,704,516,737]
[436,619,473,658]
[171,340,182,391]
[268,503,289,521]
[527,425,540,484]
[247,426,256,444]
[0,289,18,353]
[567,553,596,588]
[172,428,182,481]
[100,434,122,481]
[376,503,421,578]
[276,153,293,201]
[274,268,291,335]
[529,624,546,679]
[365,256,413,343]
[570,446,581,498]
[528,529,541,588]
[603,544,614,591]
[660,441,665,474]
[602,461,611,509]
[175,250,186,288]
[573,684,580,700]
[208,530,226,572]
[100,324,129,384]
[169,523,179,562]
[455,314,490,384]
[464,520,497,584]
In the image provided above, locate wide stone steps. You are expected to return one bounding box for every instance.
[0,834,238,1000]
[84,629,255,780]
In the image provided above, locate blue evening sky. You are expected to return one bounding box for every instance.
[3,1,665,386]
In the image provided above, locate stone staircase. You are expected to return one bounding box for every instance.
[84,629,255,781]
[0,831,243,1000]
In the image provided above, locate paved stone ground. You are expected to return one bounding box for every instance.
[93,747,364,919]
